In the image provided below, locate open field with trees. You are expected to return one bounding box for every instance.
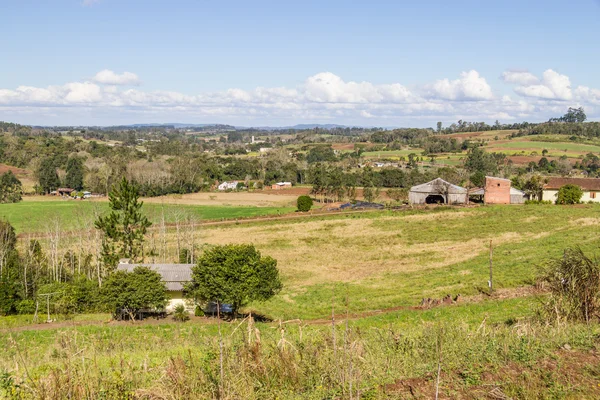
[2,202,600,397]
[4,111,600,397]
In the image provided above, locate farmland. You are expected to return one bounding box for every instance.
[3,203,600,398]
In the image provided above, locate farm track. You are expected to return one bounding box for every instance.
[0,286,541,333]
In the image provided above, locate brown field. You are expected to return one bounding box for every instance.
[142,191,299,207]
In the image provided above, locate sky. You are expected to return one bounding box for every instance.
[1,0,600,127]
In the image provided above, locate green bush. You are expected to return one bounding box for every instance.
[524,200,552,205]
[194,305,204,317]
[555,184,583,205]
[297,195,313,212]
[173,304,190,322]
[16,300,35,315]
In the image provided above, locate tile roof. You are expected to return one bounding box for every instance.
[544,177,600,191]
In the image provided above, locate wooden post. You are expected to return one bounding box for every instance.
[489,240,493,293]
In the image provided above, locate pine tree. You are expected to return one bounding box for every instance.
[95,178,152,269]
[38,158,60,194]
[65,157,84,190]
[0,171,23,203]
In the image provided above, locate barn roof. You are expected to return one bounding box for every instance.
[410,178,467,194]
[116,263,193,291]
[544,177,600,191]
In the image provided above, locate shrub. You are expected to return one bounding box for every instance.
[539,247,600,323]
[173,304,190,322]
[185,244,282,316]
[194,305,204,317]
[101,266,168,320]
[555,184,583,204]
[297,195,313,212]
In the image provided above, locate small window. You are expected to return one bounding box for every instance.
[497,183,500,187]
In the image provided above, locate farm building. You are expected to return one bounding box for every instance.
[55,188,74,196]
[218,181,239,191]
[117,263,194,312]
[542,177,600,203]
[271,182,292,190]
[409,178,468,205]
[469,176,528,204]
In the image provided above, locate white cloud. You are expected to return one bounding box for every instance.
[511,69,572,100]
[425,70,494,101]
[3,69,600,125]
[92,69,141,86]
[501,70,539,85]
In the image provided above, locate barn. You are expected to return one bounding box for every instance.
[409,178,468,205]
[117,262,194,312]
[469,176,528,204]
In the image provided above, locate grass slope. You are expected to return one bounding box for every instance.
[0,200,293,234]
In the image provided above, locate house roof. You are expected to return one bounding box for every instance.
[410,178,467,194]
[510,187,526,195]
[544,177,600,191]
[116,263,194,291]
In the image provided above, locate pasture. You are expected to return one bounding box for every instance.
[0,198,294,234]
[3,204,600,398]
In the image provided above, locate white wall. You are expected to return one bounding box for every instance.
[542,189,600,203]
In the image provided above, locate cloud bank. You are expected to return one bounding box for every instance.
[1,68,600,126]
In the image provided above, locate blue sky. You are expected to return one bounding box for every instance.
[1,0,600,127]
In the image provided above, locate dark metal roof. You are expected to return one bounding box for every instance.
[116,263,193,291]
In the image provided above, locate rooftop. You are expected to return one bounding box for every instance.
[117,263,194,291]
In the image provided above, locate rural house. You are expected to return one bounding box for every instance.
[218,181,239,191]
[542,177,600,203]
[271,182,292,190]
[469,176,528,204]
[117,262,194,312]
[409,178,468,205]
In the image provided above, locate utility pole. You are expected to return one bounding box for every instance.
[488,240,493,294]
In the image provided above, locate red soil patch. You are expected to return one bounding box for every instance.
[447,132,484,139]
[331,143,355,151]
[507,155,573,166]
[0,163,30,176]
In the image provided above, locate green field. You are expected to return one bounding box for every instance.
[489,139,600,153]
[0,200,294,234]
[3,204,600,398]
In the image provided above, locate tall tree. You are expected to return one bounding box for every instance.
[95,178,152,269]
[0,171,23,203]
[65,157,85,190]
[38,158,60,194]
[185,244,282,316]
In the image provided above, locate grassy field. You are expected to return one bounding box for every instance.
[0,199,294,234]
[488,139,600,153]
[2,204,600,398]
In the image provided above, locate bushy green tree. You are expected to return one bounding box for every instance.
[556,184,583,204]
[296,195,313,212]
[0,171,22,203]
[65,157,85,190]
[469,171,486,188]
[101,266,168,320]
[95,178,152,268]
[185,244,282,316]
[38,158,60,194]
[0,220,21,315]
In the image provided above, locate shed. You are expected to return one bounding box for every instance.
[117,263,194,311]
[510,187,528,204]
[409,178,468,205]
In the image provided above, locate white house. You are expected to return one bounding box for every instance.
[218,181,239,191]
[117,263,194,312]
[542,177,600,203]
